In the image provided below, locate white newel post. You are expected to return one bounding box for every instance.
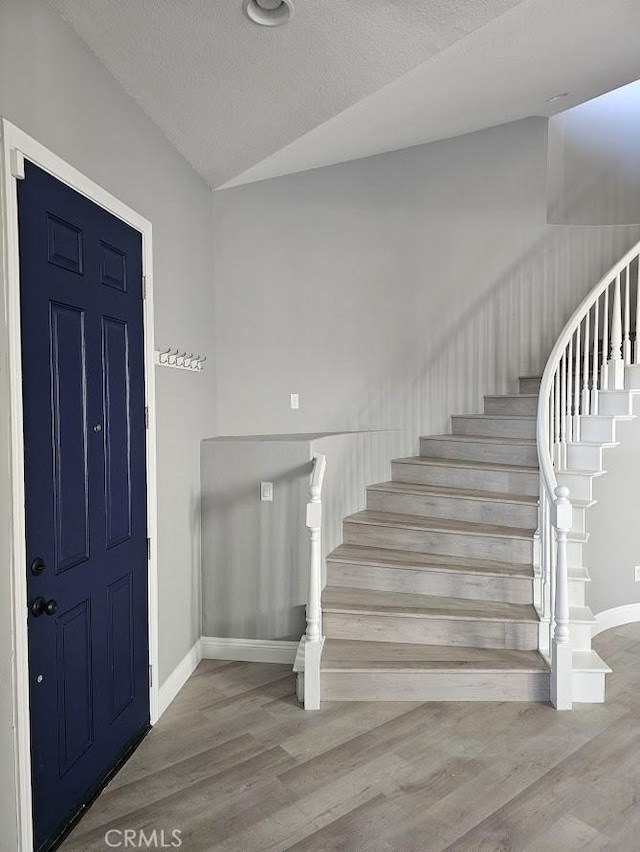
[551,486,573,710]
[304,455,325,710]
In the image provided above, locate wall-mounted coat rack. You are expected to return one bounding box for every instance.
[154,348,207,373]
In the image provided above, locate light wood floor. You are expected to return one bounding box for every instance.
[62,624,640,851]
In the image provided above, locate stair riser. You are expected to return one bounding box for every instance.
[579,416,618,443]
[569,580,586,608]
[392,461,540,497]
[572,670,606,703]
[570,622,594,651]
[556,471,595,501]
[321,671,550,702]
[452,416,536,440]
[323,612,539,650]
[366,489,538,529]
[566,443,605,472]
[344,521,534,564]
[598,391,635,416]
[419,437,538,467]
[571,506,586,534]
[485,396,538,416]
[519,378,541,394]
[327,560,534,605]
[567,540,584,567]
[624,364,640,390]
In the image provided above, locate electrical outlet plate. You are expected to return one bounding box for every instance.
[260,482,273,502]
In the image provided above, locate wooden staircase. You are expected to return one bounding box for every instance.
[319,375,551,702]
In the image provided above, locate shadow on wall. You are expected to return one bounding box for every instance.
[200,442,311,640]
[370,224,640,459]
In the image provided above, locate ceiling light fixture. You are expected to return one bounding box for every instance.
[243,0,294,27]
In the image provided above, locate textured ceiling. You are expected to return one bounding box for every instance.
[49,0,640,190]
[224,0,640,187]
[48,0,527,187]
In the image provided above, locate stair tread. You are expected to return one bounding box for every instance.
[572,650,612,673]
[345,509,535,540]
[569,605,596,623]
[323,586,539,622]
[393,455,539,473]
[421,434,536,445]
[452,414,536,420]
[327,543,534,578]
[368,480,537,505]
[485,394,539,400]
[321,639,549,672]
[567,441,618,448]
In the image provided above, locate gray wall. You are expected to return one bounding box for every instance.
[213,118,640,461]
[201,437,311,639]
[0,0,215,842]
[200,430,405,639]
[548,80,640,226]
[584,417,640,616]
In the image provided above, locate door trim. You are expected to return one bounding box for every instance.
[0,119,159,851]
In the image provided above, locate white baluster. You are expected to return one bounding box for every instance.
[559,353,567,470]
[554,371,560,468]
[567,338,573,445]
[573,323,581,439]
[582,311,590,414]
[591,298,599,413]
[635,256,640,364]
[624,265,632,364]
[551,486,573,710]
[608,273,625,388]
[601,288,609,393]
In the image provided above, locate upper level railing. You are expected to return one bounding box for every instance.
[537,239,640,708]
[302,452,326,710]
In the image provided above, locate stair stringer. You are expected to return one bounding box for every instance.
[550,381,640,702]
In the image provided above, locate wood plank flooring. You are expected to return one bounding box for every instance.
[61,624,640,851]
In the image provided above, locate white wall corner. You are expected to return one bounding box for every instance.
[592,603,640,636]
[157,639,203,718]
[200,636,298,664]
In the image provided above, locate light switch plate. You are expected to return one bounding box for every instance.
[635,566,640,582]
[290,393,299,410]
[260,482,273,502]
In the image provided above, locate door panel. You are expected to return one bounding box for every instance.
[19,162,150,851]
[56,600,94,775]
[50,302,90,573]
[102,317,132,548]
[107,573,135,722]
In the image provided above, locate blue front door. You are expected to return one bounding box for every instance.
[18,163,150,851]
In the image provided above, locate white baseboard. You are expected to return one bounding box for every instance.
[157,639,203,718]
[201,636,298,664]
[156,636,298,718]
[592,603,640,636]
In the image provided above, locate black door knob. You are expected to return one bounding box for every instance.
[31,597,58,617]
[30,557,46,576]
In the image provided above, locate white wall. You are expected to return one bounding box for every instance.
[213,118,640,454]
[0,0,216,843]
[548,80,640,226]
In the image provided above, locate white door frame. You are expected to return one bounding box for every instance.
[0,118,159,851]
